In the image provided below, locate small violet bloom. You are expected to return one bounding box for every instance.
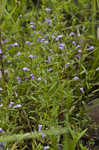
[30,24,35,28]
[47,68,53,72]
[11,42,18,47]
[9,102,14,108]
[73,76,79,80]
[30,22,35,25]
[75,45,80,49]
[16,51,21,56]
[25,41,32,45]
[0,104,3,108]
[17,77,22,83]
[41,132,46,138]
[78,49,82,53]
[0,128,5,133]
[30,74,34,80]
[45,34,49,38]
[38,124,42,131]
[88,46,94,50]
[45,8,51,12]
[37,77,42,81]
[48,56,51,62]
[72,41,76,45]
[37,36,41,41]
[56,35,63,41]
[22,67,30,71]
[38,124,46,138]
[0,49,2,54]
[80,88,84,93]
[30,22,35,28]
[4,38,8,43]
[69,32,75,36]
[77,55,81,59]
[0,88,3,91]
[44,146,50,150]
[45,19,52,24]
[29,55,36,59]
[65,62,70,69]
[59,43,65,50]
[25,77,28,81]
[38,21,41,25]
[13,104,21,109]
[40,38,45,42]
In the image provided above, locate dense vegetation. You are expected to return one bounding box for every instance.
[0,0,99,149]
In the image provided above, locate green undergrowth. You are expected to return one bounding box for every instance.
[0,0,99,149]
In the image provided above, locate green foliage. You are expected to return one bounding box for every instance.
[0,0,98,149]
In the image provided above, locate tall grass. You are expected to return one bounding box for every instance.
[0,0,99,149]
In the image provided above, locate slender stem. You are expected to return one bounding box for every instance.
[91,0,96,38]
[0,30,6,85]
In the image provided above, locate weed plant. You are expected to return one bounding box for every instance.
[0,0,99,150]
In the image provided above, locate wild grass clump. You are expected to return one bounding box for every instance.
[0,0,99,149]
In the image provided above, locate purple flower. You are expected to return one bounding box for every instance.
[4,38,8,43]
[30,74,34,80]
[78,49,82,53]
[45,34,49,38]
[17,77,22,83]
[73,76,79,80]
[44,146,50,150]
[75,45,80,49]
[38,124,46,138]
[77,55,81,59]
[16,51,21,56]
[4,70,8,74]
[25,77,28,81]
[40,38,45,42]
[56,35,63,41]
[65,62,70,68]
[30,22,35,29]
[72,41,76,45]
[80,88,84,93]
[0,104,3,108]
[38,21,41,25]
[13,104,21,109]
[48,56,51,62]
[29,55,36,59]
[11,42,18,47]
[45,8,51,12]
[9,102,14,108]
[69,32,75,36]
[37,36,41,41]
[30,25,35,28]
[25,41,32,45]
[38,124,42,131]
[2,55,6,58]
[0,49,2,54]
[88,46,94,50]
[41,132,46,138]
[47,68,53,72]
[45,19,52,24]
[37,77,42,81]
[0,128,5,133]
[0,88,3,91]
[59,43,65,49]
[30,22,35,25]
[22,67,30,71]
